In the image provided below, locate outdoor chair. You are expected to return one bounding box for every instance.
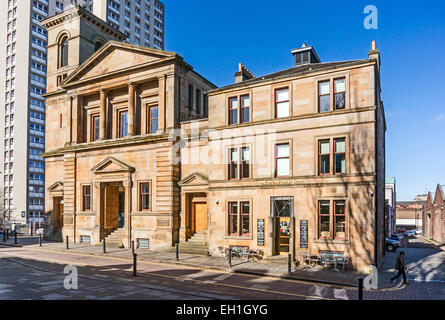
[239,247,251,261]
[342,255,352,271]
[218,246,228,259]
[249,248,264,261]
[230,247,242,259]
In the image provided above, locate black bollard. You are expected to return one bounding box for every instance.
[39,234,42,246]
[6,229,9,240]
[131,240,135,255]
[66,235,69,249]
[288,253,292,275]
[176,243,179,261]
[132,253,137,277]
[103,238,106,253]
[14,232,17,244]
[3,230,5,242]
[228,248,232,267]
[358,278,364,300]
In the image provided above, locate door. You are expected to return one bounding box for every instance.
[118,191,125,228]
[194,202,207,233]
[104,186,119,230]
[53,197,64,230]
[277,217,291,255]
[271,197,294,255]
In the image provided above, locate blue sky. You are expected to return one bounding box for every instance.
[163,0,445,201]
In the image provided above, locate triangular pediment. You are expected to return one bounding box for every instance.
[62,41,178,86]
[91,156,135,174]
[178,172,209,186]
[48,181,64,192]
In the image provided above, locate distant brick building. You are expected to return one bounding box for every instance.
[396,201,424,231]
[425,184,445,243]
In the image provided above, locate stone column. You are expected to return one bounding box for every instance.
[65,97,73,146]
[71,96,80,144]
[94,182,103,242]
[123,179,132,248]
[158,75,166,132]
[128,83,135,136]
[267,217,274,257]
[99,90,106,140]
[179,192,187,242]
[77,96,84,143]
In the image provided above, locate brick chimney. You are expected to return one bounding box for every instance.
[368,40,381,72]
[235,63,255,83]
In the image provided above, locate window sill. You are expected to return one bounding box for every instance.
[76,211,96,216]
[224,235,253,241]
[313,239,350,245]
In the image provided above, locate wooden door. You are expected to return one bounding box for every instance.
[194,203,207,233]
[53,197,63,230]
[105,186,119,229]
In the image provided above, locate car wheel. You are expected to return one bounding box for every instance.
[386,244,394,252]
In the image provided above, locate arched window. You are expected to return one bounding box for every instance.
[95,41,104,52]
[59,37,68,68]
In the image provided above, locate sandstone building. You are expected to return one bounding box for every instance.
[43,6,386,270]
[42,6,214,248]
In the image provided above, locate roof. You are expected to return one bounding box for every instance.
[208,59,374,93]
[396,201,425,208]
[439,185,445,200]
[385,177,396,184]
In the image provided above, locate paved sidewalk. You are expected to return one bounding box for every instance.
[1,236,365,287]
[4,235,444,291]
[2,236,445,299]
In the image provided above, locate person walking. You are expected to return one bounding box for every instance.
[390,251,408,285]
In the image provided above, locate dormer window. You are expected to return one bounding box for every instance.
[95,41,104,52]
[59,36,68,68]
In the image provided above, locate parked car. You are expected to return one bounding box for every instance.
[385,238,400,252]
[415,229,422,235]
[406,230,415,237]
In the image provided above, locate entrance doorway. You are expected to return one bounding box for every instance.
[277,217,291,255]
[102,183,125,237]
[271,197,294,255]
[53,197,64,231]
[194,202,207,233]
[185,193,207,240]
[119,191,125,228]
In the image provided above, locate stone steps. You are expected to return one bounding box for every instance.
[44,230,62,242]
[100,228,124,248]
[173,232,209,255]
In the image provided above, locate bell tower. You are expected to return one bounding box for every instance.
[42,5,126,94]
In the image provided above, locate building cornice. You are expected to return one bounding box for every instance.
[209,105,377,134]
[41,6,126,41]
